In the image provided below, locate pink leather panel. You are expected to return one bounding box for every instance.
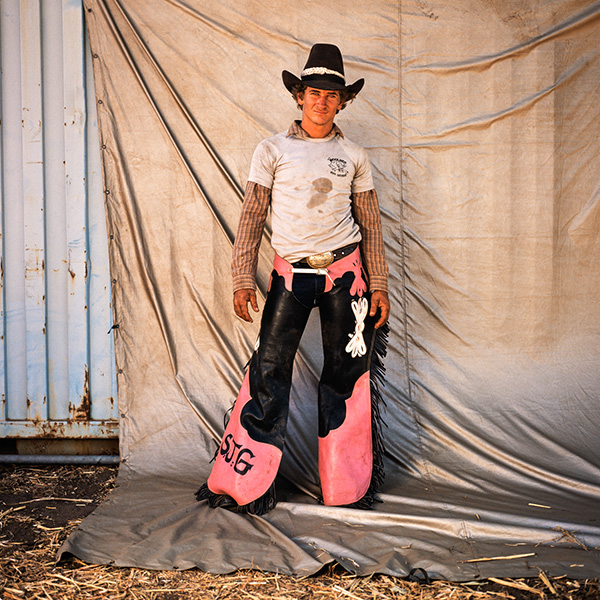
[319,371,372,506]
[207,372,282,507]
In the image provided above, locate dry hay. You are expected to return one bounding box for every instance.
[1,465,599,600]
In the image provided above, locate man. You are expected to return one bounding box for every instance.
[197,44,390,515]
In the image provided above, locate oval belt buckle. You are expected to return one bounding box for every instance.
[307,251,334,269]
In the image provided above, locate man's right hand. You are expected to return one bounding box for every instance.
[233,289,259,323]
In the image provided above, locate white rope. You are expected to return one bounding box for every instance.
[345,297,369,358]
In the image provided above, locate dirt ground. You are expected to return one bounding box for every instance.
[1,464,599,600]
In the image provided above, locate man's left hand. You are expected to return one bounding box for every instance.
[370,290,390,329]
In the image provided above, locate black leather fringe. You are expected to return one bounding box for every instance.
[195,482,277,516]
[195,483,237,509]
[346,321,389,509]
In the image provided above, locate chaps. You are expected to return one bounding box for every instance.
[197,248,387,514]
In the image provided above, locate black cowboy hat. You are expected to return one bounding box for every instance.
[282,43,364,97]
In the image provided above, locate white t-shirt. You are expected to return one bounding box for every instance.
[247,129,374,263]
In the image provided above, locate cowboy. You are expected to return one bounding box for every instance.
[197,44,390,515]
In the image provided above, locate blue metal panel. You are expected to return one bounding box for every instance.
[0,0,118,439]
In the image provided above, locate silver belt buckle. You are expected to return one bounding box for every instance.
[306,251,334,269]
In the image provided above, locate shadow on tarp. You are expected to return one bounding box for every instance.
[58,469,600,580]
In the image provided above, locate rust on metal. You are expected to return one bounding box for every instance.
[70,365,91,421]
[7,419,118,439]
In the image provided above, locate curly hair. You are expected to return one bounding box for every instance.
[290,83,355,112]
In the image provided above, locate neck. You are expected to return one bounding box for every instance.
[300,118,334,139]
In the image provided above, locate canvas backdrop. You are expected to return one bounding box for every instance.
[59,0,600,580]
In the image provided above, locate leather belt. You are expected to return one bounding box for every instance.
[293,243,358,269]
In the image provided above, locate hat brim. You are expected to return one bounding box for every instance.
[282,70,364,97]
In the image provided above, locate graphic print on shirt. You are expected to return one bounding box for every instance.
[328,157,348,177]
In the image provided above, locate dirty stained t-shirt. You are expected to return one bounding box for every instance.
[247,123,373,263]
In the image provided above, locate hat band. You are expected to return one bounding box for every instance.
[301,66,345,82]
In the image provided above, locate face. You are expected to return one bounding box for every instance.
[298,86,343,136]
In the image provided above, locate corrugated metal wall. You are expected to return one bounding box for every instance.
[0,0,118,440]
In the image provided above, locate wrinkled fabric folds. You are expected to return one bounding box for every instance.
[59,0,600,580]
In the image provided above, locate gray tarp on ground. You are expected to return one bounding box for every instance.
[59,0,600,580]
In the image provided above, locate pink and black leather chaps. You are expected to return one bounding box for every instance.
[196,248,388,515]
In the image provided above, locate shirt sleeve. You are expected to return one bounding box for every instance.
[350,146,374,194]
[231,181,271,293]
[351,189,389,293]
[247,139,277,189]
